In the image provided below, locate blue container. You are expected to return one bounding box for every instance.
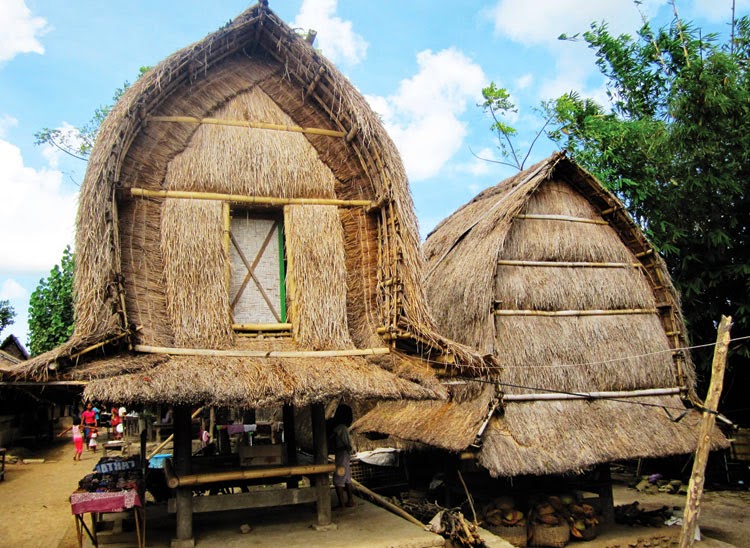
[149,453,172,469]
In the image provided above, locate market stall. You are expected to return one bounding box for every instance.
[70,455,146,548]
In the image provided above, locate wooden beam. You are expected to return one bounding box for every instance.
[515,214,608,225]
[133,344,389,358]
[497,259,641,268]
[311,403,332,527]
[232,323,292,332]
[493,308,657,317]
[164,462,335,488]
[173,405,194,545]
[0,381,88,386]
[503,387,684,402]
[679,316,731,548]
[130,188,373,208]
[168,487,318,513]
[149,115,346,138]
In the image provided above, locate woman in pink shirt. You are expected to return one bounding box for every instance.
[81,402,97,448]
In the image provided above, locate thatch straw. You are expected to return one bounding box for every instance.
[285,205,352,349]
[161,198,233,348]
[354,153,718,476]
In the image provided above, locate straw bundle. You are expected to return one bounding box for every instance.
[161,198,233,348]
[164,86,338,198]
[285,204,352,349]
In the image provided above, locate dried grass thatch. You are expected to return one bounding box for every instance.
[355,153,727,476]
[12,3,486,401]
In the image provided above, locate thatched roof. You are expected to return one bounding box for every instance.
[354,153,728,476]
[11,2,486,406]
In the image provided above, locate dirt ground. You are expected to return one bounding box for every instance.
[0,439,748,547]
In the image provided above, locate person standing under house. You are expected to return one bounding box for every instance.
[330,405,355,509]
[81,402,98,448]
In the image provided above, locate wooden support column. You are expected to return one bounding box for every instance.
[283,404,299,489]
[679,316,731,548]
[311,403,332,527]
[172,405,194,548]
[596,463,615,526]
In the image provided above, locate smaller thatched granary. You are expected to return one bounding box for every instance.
[355,152,727,480]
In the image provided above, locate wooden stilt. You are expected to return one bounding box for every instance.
[283,404,299,489]
[172,405,194,548]
[311,403,332,527]
[679,316,732,548]
[597,463,615,526]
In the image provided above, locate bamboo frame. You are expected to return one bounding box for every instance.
[222,202,231,297]
[163,459,335,488]
[68,331,131,361]
[149,115,346,138]
[133,344,389,358]
[497,260,642,268]
[493,308,657,317]
[503,387,684,402]
[514,213,608,225]
[233,323,292,331]
[130,188,373,208]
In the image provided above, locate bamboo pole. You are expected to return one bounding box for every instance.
[130,188,373,208]
[222,202,231,306]
[503,387,683,402]
[514,213,608,225]
[164,463,335,489]
[149,115,346,138]
[679,316,731,548]
[493,308,657,317]
[147,407,203,460]
[133,344,389,358]
[352,479,424,527]
[232,323,292,332]
[69,331,131,360]
[496,260,641,268]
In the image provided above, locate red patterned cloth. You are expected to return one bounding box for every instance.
[70,489,141,515]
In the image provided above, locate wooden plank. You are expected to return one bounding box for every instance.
[166,463,334,488]
[134,345,389,358]
[168,487,318,514]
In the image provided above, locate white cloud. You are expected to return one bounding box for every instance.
[292,0,368,65]
[41,122,85,169]
[0,139,76,272]
[366,48,487,181]
[0,114,18,138]
[0,0,50,63]
[515,74,533,91]
[490,0,666,47]
[0,279,26,300]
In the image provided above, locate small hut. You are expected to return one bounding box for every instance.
[354,153,727,486]
[12,3,486,544]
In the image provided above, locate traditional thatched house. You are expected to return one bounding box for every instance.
[355,153,727,484]
[11,3,487,543]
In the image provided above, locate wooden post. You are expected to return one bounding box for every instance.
[208,407,215,444]
[597,463,615,526]
[679,316,732,548]
[172,405,194,548]
[283,404,299,489]
[311,403,332,527]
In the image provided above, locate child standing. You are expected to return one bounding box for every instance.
[58,417,84,461]
[88,426,99,452]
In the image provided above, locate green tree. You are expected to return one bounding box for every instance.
[28,246,75,356]
[0,300,15,334]
[546,14,750,404]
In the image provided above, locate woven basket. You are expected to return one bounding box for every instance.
[529,523,570,548]
[486,523,528,547]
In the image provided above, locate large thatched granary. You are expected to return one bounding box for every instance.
[11,2,489,542]
[354,152,727,479]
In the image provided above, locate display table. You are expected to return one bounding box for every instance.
[70,456,146,548]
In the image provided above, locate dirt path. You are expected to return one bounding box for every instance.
[0,439,100,548]
[1,443,748,547]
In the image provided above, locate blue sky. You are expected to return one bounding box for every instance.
[0,0,746,346]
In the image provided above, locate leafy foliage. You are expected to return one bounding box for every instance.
[546,16,750,387]
[34,66,151,161]
[0,300,15,335]
[28,247,75,356]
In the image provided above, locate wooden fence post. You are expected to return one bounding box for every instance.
[679,315,732,548]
